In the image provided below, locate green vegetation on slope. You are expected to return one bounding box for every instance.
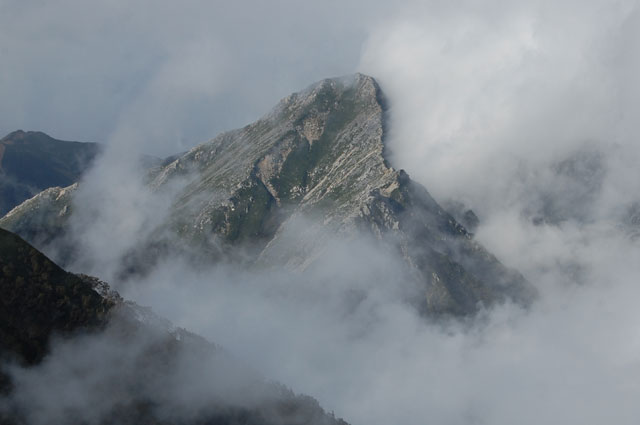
[226,177,279,243]
[0,227,349,425]
[0,228,112,365]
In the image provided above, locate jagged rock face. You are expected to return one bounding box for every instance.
[0,131,100,216]
[149,74,393,245]
[147,73,531,314]
[0,74,533,315]
[442,200,480,234]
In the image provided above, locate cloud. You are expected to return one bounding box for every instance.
[359,0,639,210]
[4,1,640,425]
[3,305,285,425]
[0,0,384,155]
[112,225,640,425]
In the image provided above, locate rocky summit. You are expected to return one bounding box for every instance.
[0,74,534,315]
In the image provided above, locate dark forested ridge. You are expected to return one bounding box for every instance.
[0,228,347,425]
[0,228,112,365]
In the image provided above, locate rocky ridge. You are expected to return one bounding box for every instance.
[0,74,534,315]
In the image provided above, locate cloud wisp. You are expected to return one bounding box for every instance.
[3,1,640,424]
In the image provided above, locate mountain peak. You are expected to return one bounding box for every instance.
[298,72,379,96]
[144,74,533,314]
[0,130,55,145]
[1,75,533,315]
[273,73,384,123]
[1,129,26,143]
[149,72,394,238]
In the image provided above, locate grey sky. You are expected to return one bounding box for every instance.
[0,0,389,155]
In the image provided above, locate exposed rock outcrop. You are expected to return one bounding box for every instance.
[1,74,534,315]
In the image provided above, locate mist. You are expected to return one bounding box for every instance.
[3,304,298,425]
[0,0,388,155]
[4,0,640,424]
[359,0,640,220]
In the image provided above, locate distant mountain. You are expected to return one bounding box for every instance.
[0,74,534,315]
[525,148,607,226]
[626,202,640,239]
[0,130,101,215]
[0,228,348,425]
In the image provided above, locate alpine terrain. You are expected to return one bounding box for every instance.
[0,73,534,316]
[0,131,101,216]
[0,227,349,425]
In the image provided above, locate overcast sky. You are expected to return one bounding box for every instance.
[0,0,390,155]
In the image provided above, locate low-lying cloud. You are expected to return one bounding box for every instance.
[3,305,288,425]
[4,0,640,424]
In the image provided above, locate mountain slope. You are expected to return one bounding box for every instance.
[0,131,101,215]
[0,185,76,260]
[0,228,348,425]
[0,74,534,315]
[149,73,533,314]
[0,227,113,366]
